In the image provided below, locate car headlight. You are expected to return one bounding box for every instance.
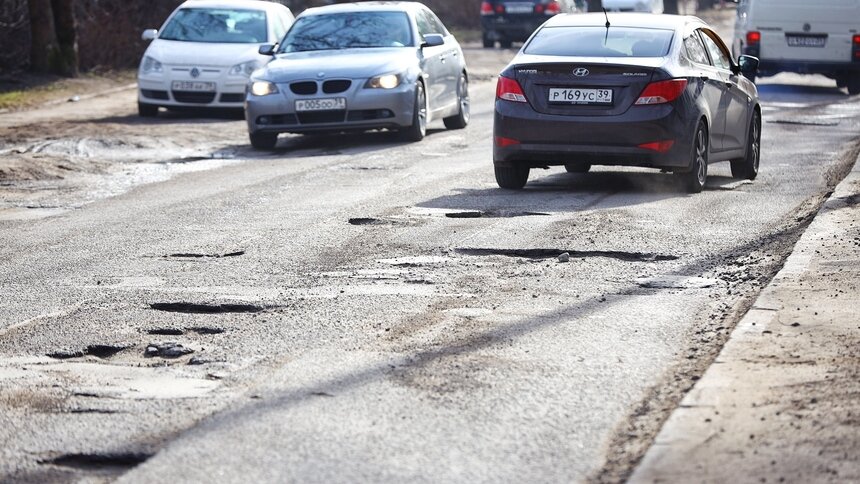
[250,80,279,96]
[365,73,401,89]
[140,56,163,75]
[230,60,261,77]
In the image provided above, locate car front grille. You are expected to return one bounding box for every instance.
[141,89,169,100]
[323,80,351,94]
[172,91,216,103]
[346,109,394,121]
[219,93,244,103]
[290,82,318,95]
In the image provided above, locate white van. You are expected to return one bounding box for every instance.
[733,0,860,93]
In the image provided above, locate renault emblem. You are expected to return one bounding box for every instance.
[190,67,200,78]
[573,68,590,77]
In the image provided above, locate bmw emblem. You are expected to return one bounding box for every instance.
[317,72,325,78]
[190,67,200,78]
[573,68,590,77]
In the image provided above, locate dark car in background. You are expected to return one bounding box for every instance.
[493,13,762,193]
[480,0,584,48]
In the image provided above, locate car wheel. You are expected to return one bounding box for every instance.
[249,131,278,150]
[495,165,530,189]
[848,75,860,95]
[499,39,513,49]
[564,163,591,173]
[482,32,494,48]
[443,73,470,130]
[730,111,760,180]
[676,121,708,193]
[138,102,158,118]
[399,82,427,142]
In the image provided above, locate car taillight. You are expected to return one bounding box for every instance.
[495,136,520,147]
[853,34,860,60]
[635,79,688,105]
[638,140,675,153]
[495,4,505,13]
[746,31,761,45]
[543,1,561,14]
[496,75,527,103]
[480,1,494,15]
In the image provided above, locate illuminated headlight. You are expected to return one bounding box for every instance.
[250,80,279,96]
[230,60,261,77]
[365,74,401,89]
[140,56,163,75]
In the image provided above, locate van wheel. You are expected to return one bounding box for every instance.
[848,76,860,95]
[676,121,708,193]
[495,165,529,189]
[731,111,760,180]
[250,131,278,150]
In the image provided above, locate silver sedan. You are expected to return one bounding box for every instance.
[245,1,470,150]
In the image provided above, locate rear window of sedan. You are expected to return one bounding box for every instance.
[159,8,268,43]
[279,12,413,52]
[524,26,674,57]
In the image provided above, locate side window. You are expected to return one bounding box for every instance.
[700,30,731,70]
[425,10,448,36]
[415,11,432,37]
[683,32,709,65]
[272,14,287,42]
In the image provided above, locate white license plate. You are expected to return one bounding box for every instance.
[504,2,533,13]
[548,88,613,105]
[171,81,216,92]
[786,35,826,47]
[295,98,347,112]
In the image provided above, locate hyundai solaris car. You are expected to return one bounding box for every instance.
[245,2,469,150]
[137,0,294,117]
[493,13,761,193]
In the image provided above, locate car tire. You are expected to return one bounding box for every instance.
[482,33,494,48]
[495,165,530,189]
[730,111,761,180]
[443,73,470,130]
[676,121,708,193]
[399,82,427,142]
[138,102,159,118]
[499,39,513,49]
[848,76,860,95]
[564,163,591,173]
[249,131,278,150]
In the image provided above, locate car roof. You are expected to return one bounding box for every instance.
[177,0,289,12]
[299,1,429,17]
[543,12,703,30]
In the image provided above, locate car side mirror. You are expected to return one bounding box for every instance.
[141,29,157,41]
[421,34,445,48]
[258,43,277,56]
[737,55,759,76]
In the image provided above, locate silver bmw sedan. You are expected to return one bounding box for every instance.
[245,2,470,150]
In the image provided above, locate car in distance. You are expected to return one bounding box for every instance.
[245,2,469,150]
[493,13,761,193]
[480,0,584,48]
[137,0,294,117]
[732,0,860,93]
[602,0,664,13]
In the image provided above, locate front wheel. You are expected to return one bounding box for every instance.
[249,131,278,150]
[495,165,530,189]
[730,111,761,180]
[443,73,469,130]
[676,121,708,193]
[848,75,860,95]
[399,82,427,142]
[138,102,158,117]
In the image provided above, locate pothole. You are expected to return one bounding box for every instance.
[455,248,678,262]
[47,344,132,360]
[444,210,550,218]
[144,342,194,358]
[149,302,266,314]
[348,217,418,227]
[377,256,452,267]
[635,276,721,289]
[165,250,245,259]
[188,327,225,335]
[42,452,153,472]
[768,119,839,127]
[147,328,184,336]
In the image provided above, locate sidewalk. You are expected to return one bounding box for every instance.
[630,154,860,482]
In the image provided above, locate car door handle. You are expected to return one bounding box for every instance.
[725,81,734,88]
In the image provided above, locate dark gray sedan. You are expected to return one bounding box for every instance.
[493,13,761,193]
[245,2,469,150]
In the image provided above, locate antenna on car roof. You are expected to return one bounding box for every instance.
[603,8,610,44]
[603,8,610,28]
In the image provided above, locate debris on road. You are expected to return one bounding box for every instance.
[144,342,194,359]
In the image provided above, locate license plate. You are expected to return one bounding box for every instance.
[504,2,533,13]
[295,98,346,111]
[548,88,613,105]
[171,81,215,92]
[786,35,826,47]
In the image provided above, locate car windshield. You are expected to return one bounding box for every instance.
[159,8,268,43]
[279,12,413,52]
[524,26,674,57]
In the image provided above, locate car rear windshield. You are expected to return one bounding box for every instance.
[159,8,268,43]
[524,26,674,57]
[279,12,413,52]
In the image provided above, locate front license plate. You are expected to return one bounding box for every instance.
[295,98,347,111]
[171,81,216,92]
[786,35,826,47]
[548,88,613,105]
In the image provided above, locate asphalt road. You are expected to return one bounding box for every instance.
[1,44,859,483]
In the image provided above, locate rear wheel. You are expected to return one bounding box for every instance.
[482,32,494,48]
[731,111,761,180]
[676,121,708,193]
[443,73,470,130]
[495,165,530,189]
[848,75,860,95]
[249,131,278,150]
[564,163,591,173]
[138,102,158,117]
[399,82,427,142]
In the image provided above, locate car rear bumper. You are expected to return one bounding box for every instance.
[481,17,546,41]
[493,101,695,169]
[744,52,860,77]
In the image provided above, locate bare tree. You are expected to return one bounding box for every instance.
[27,0,58,73]
[664,0,679,14]
[51,0,78,76]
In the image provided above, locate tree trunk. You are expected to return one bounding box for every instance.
[27,0,58,73]
[664,0,679,14]
[587,0,603,12]
[50,0,77,76]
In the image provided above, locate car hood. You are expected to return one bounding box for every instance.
[145,39,265,67]
[262,48,416,81]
